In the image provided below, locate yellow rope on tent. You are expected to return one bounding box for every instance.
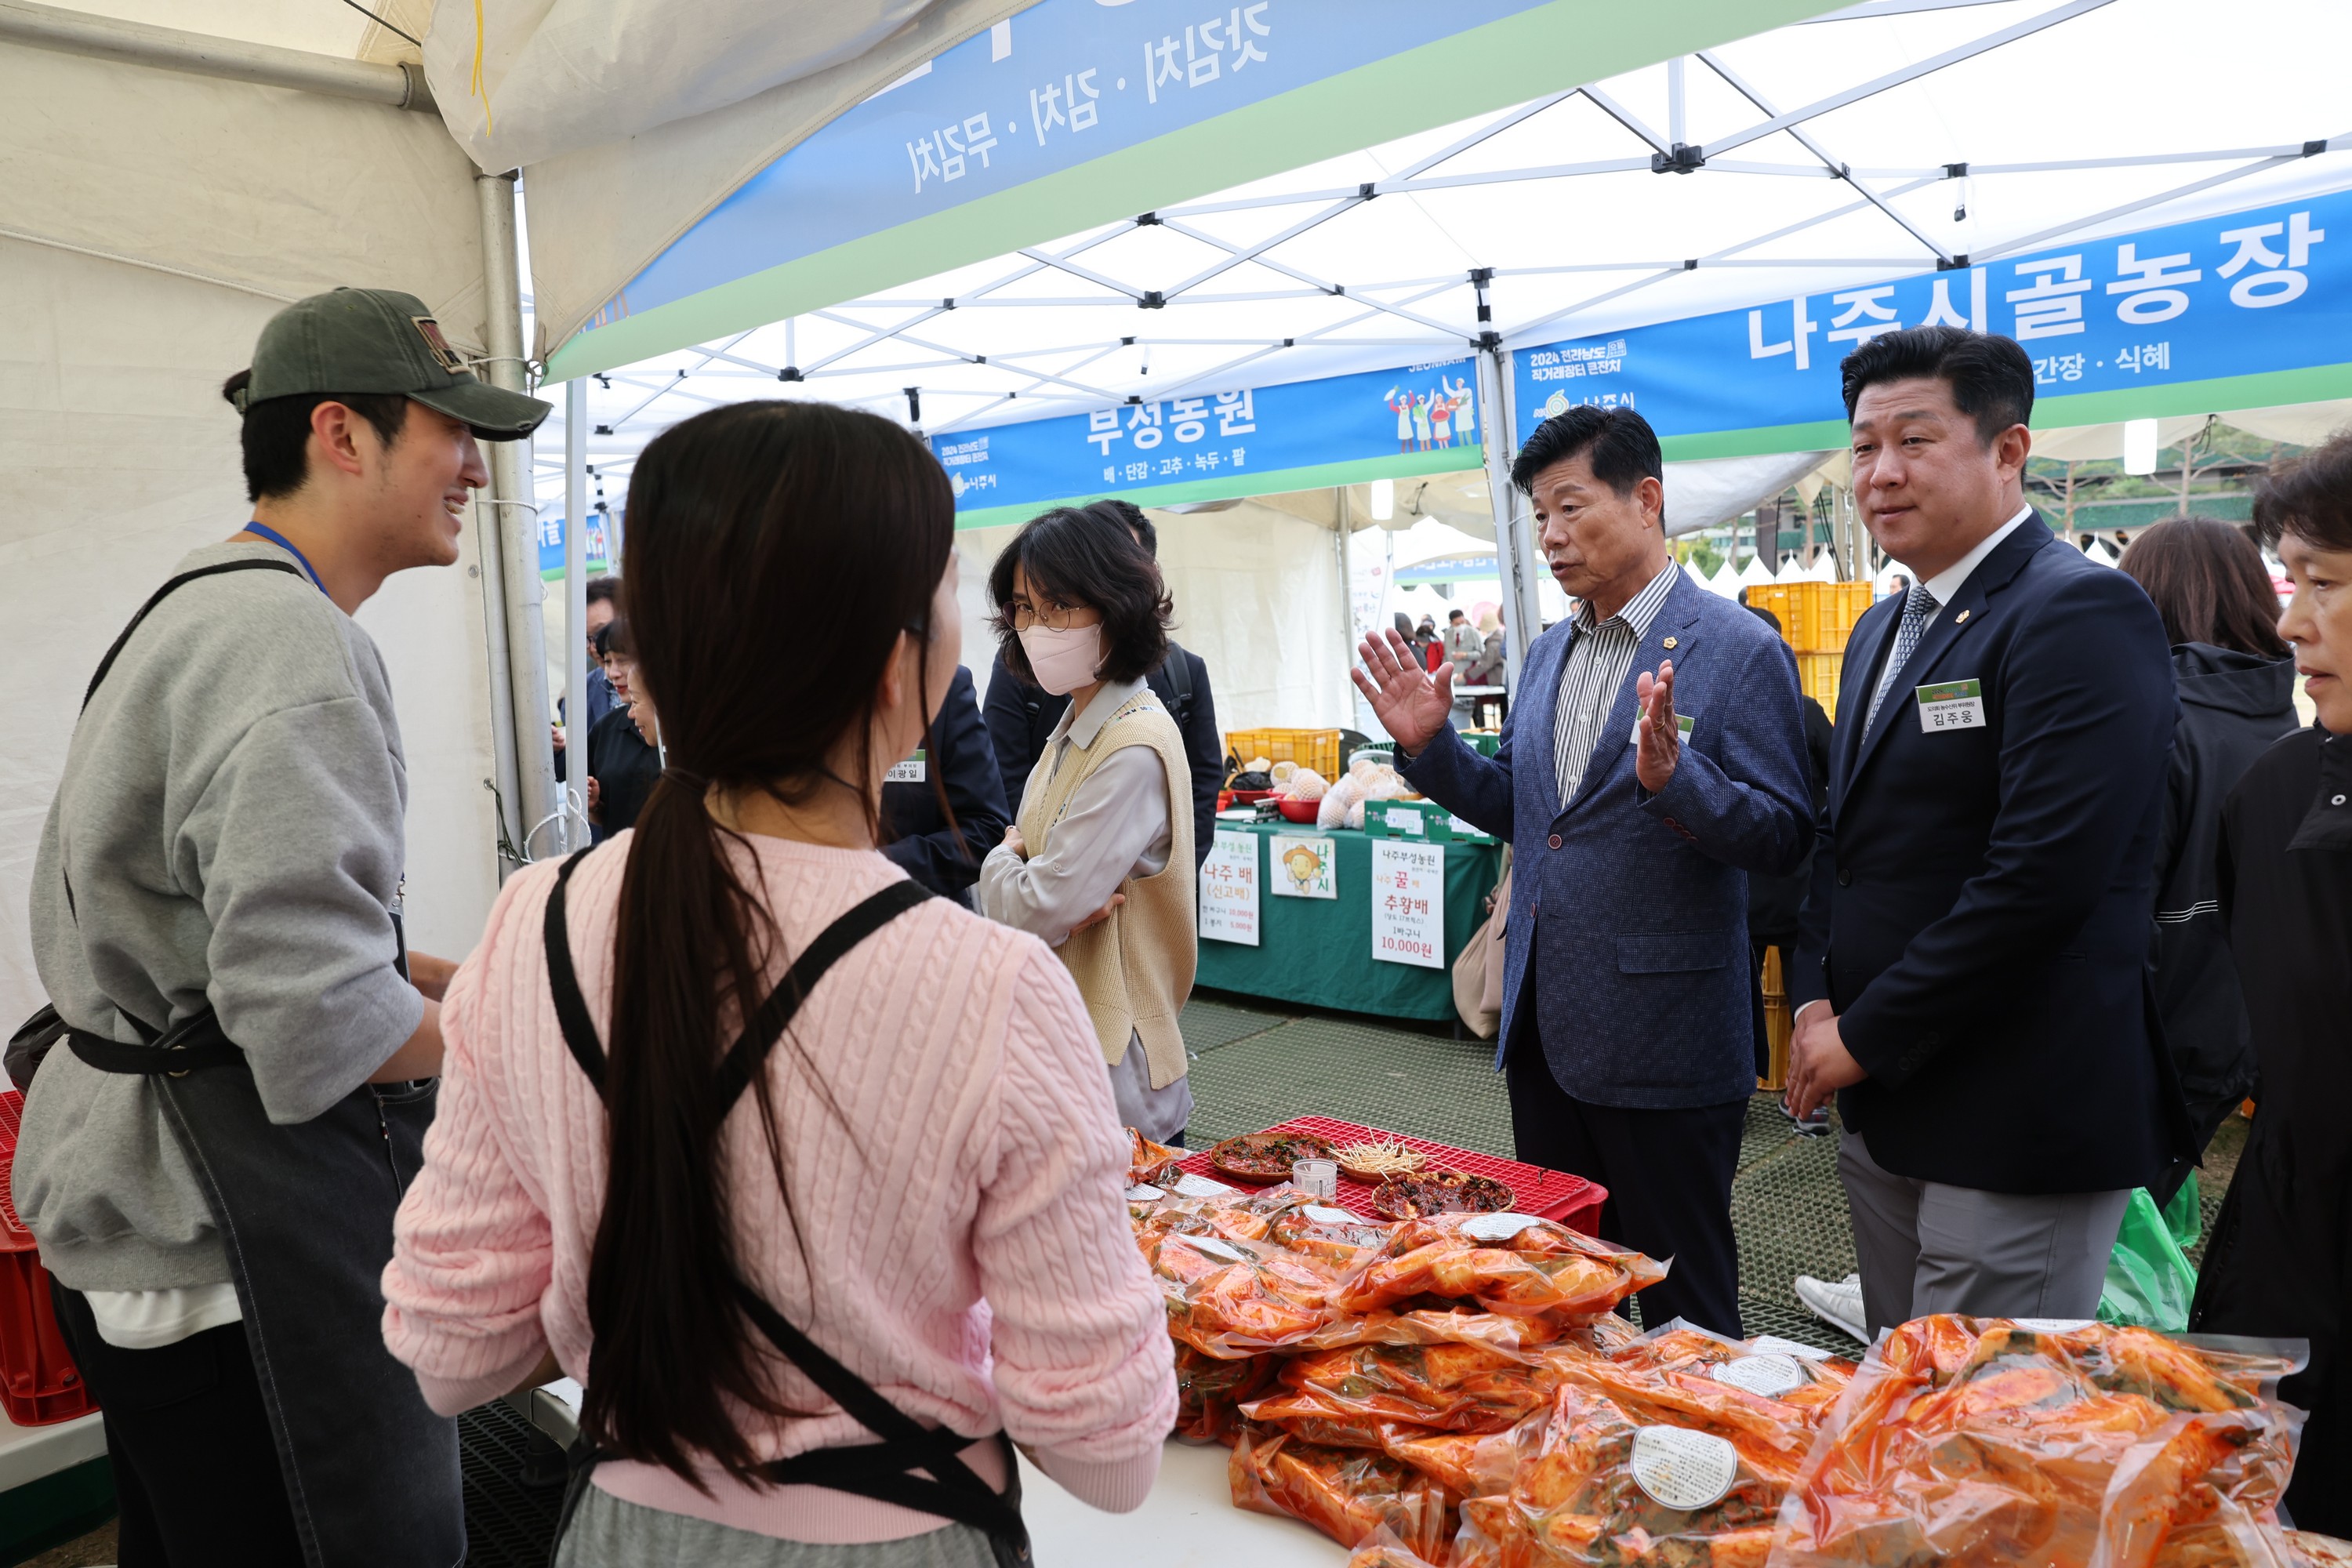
[470,0,493,132]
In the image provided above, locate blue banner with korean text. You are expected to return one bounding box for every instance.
[535,514,616,581]
[931,357,1479,526]
[1512,190,2352,452]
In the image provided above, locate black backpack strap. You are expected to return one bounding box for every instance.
[84,559,306,711]
[543,849,606,1092]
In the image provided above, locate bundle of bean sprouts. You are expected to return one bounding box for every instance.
[1333,1138,1427,1177]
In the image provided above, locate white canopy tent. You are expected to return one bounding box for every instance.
[517,0,2352,720]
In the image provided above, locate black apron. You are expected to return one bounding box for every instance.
[539,849,1032,1568]
[42,557,463,1567]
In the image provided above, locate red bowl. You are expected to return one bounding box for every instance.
[1276,797,1321,823]
[1229,789,1275,805]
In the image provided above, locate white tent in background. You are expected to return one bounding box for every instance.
[1705,561,1745,598]
[2085,538,2124,567]
[1738,555,1778,592]
[1802,554,1840,583]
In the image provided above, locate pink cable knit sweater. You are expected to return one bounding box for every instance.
[380,833,1175,1542]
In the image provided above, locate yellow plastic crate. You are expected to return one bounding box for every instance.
[1749,581,1876,654]
[1796,652,1843,714]
[1225,727,1343,779]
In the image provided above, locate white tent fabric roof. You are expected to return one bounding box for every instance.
[532,0,2352,485]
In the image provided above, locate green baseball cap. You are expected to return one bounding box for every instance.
[232,286,551,441]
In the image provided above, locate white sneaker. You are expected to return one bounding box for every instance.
[1795,1272,1868,1343]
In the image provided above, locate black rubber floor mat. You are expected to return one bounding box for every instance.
[460,1400,564,1567]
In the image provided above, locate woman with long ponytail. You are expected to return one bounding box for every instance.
[382,401,1175,1566]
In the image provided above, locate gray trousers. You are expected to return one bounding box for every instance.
[556,1485,999,1568]
[1839,1131,2130,1338]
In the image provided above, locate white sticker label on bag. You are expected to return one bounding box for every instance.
[1460,1212,1548,1243]
[1176,1236,1247,1264]
[1302,1205,1359,1223]
[1125,1184,1164,1202]
[1915,679,1986,733]
[1711,1354,1806,1399]
[1746,1334,1833,1362]
[1629,1425,1738,1510]
[2010,1317,2096,1333]
[1174,1173,1236,1198]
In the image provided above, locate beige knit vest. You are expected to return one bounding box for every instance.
[1015,688,1196,1088]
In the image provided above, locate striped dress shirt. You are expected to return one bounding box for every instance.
[1551,561,1680,808]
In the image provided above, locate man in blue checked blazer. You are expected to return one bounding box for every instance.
[1356,407,1814,1335]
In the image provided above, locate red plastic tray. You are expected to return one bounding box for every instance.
[0,1090,99,1425]
[1177,1116,1605,1234]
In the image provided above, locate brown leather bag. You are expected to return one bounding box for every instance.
[1450,849,1512,1039]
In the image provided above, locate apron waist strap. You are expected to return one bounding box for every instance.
[65,1011,241,1075]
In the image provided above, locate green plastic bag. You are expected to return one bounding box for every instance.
[2161,1171,2202,1252]
[2097,1186,2198,1331]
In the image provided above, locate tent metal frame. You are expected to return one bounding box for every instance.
[535,0,2347,481]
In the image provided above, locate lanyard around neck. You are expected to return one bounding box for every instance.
[241,521,328,597]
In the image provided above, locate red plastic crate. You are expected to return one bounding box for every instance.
[0,1089,99,1425]
[1176,1116,1605,1234]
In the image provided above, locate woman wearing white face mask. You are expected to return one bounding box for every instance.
[978,507,1197,1144]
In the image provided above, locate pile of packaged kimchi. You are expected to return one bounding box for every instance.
[1123,1131,2320,1568]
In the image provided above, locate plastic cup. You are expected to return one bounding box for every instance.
[1290,1158,1338,1200]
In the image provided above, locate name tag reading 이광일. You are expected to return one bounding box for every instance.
[1915,680,1985,734]
[884,750,927,784]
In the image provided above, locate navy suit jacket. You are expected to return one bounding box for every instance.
[1791,514,2194,1193]
[1400,568,1814,1109]
[882,666,1011,898]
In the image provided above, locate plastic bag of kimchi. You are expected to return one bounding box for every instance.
[1254,1342,1571,1436]
[1127,1127,1185,1189]
[1231,1425,1457,1562]
[1772,1316,2307,1568]
[1339,1215,1668,1319]
[1541,1351,1815,1491]
[1450,1380,1784,1568]
[1147,1229,1353,1357]
[1173,1342,1276,1446]
[1609,1319,1857,1425]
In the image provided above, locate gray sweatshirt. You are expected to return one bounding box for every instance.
[16,539,423,1293]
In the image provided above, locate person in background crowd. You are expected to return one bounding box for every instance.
[979,506,1197,1145]
[2114,528,2132,554]
[1465,606,1508,687]
[382,401,1174,1567]
[1413,615,1442,672]
[985,499,1218,867]
[1884,572,1911,602]
[1741,604,1835,1112]
[553,575,621,781]
[2189,434,2352,1530]
[1354,405,1815,1337]
[880,663,1011,900]
[585,617,661,842]
[1444,608,1483,681]
[1784,326,2189,1341]
[2118,516,2298,1203]
[13,287,548,1566]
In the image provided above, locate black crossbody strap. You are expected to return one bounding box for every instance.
[84,559,306,711]
[713,880,934,1117]
[543,849,605,1091]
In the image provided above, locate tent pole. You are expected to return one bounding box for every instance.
[1336,487,1358,728]
[563,379,589,851]
[1479,346,1540,688]
[470,473,524,872]
[477,169,562,867]
[0,0,435,110]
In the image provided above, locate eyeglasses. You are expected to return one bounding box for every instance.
[1004,598,1086,632]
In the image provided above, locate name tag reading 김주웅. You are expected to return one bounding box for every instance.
[1915,680,1985,733]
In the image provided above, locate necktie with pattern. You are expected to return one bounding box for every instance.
[1864,583,1941,733]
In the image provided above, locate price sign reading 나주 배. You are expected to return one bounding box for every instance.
[1198,829,1260,946]
[1370,839,1444,969]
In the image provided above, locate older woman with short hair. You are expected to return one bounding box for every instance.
[979,506,1197,1144]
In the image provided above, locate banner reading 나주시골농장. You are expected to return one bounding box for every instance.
[1512,189,2352,458]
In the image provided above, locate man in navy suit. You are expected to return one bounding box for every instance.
[1786,326,2191,1335]
[1356,406,1814,1334]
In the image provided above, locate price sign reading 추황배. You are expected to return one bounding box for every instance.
[1370,839,1444,969]
[1198,829,1261,946]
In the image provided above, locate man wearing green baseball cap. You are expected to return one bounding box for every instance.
[12,288,549,1565]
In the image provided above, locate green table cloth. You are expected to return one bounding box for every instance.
[1193,821,1504,1022]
